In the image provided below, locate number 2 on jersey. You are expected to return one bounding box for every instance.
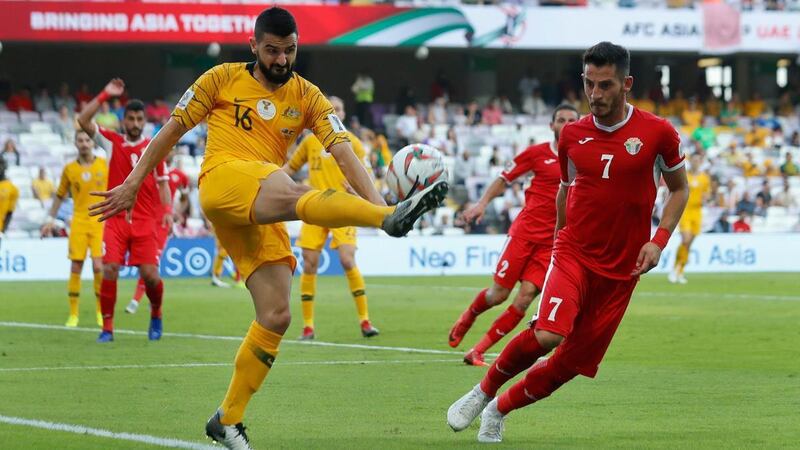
[600,154,614,179]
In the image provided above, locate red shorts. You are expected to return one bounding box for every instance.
[102,215,159,266]
[493,236,552,290]
[533,252,638,378]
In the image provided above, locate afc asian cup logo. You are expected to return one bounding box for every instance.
[624,137,643,155]
[257,99,276,120]
[81,171,91,181]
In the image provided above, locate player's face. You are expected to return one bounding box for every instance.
[123,110,146,140]
[330,98,346,122]
[690,154,703,173]
[75,131,94,157]
[250,33,298,85]
[550,109,580,141]
[582,64,632,119]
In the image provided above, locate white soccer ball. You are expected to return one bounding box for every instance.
[207,42,221,58]
[386,143,447,201]
[415,46,429,60]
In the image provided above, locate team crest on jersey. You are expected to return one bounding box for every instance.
[624,137,643,155]
[280,128,296,139]
[81,171,91,181]
[257,99,276,120]
[282,107,302,121]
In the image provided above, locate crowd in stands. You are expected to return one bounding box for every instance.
[2,75,800,239]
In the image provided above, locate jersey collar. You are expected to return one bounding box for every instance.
[592,103,634,133]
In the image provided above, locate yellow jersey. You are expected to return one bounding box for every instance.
[686,172,710,210]
[172,62,349,177]
[0,179,19,232]
[32,178,55,201]
[288,132,368,192]
[56,157,108,229]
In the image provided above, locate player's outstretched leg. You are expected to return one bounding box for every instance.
[126,277,146,314]
[449,284,510,348]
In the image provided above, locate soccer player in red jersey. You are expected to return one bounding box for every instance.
[77,79,173,343]
[448,104,579,366]
[126,151,188,314]
[447,42,689,443]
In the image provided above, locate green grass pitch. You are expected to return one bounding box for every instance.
[1,273,798,449]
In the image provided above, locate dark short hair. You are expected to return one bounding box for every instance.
[124,99,145,115]
[74,129,91,140]
[254,7,297,39]
[583,41,630,78]
[551,103,579,122]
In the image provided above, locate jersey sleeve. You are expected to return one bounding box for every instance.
[56,165,70,198]
[172,64,229,129]
[657,121,685,172]
[287,135,310,172]
[302,82,350,150]
[500,147,535,183]
[95,125,122,145]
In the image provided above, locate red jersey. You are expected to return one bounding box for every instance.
[556,106,684,279]
[96,126,168,222]
[500,142,561,244]
[167,167,189,199]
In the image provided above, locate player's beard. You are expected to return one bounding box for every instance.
[590,93,623,120]
[259,57,293,85]
[125,126,142,140]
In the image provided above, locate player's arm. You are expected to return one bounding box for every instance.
[555,183,568,236]
[2,185,18,233]
[282,135,309,177]
[464,178,507,224]
[77,79,125,137]
[156,165,174,232]
[329,142,385,206]
[43,167,70,236]
[90,119,188,221]
[655,168,689,239]
[556,134,571,239]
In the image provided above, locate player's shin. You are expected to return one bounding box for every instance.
[300,273,316,328]
[496,356,577,415]
[345,268,368,321]
[675,243,689,275]
[100,279,117,332]
[473,305,525,354]
[219,321,281,426]
[132,277,146,303]
[480,327,547,397]
[93,271,102,314]
[295,189,394,229]
[67,272,81,317]
[144,279,163,319]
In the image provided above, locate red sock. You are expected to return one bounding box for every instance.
[473,305,526,354]
[145,279,163,319]
[496,355,577,414]
[100,278,117,332]
[469,288,492,316]
[132,277,146,302]
[480,327,547,397]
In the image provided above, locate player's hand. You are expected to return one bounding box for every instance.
[40,222,54,238]
[89,182,137,222]
[462,204,486,224]
[104,78,125,97]
[162,213,174,235]
[631,242,662,276]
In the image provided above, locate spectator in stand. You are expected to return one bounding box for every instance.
[481,98,503,125]
[776,92,795,117]
[791,131,800,147]
[733,212,752,233]
[681,97,703,133]
[499,95,514,114]
[522,89,547,118]
[453,151,475,186]
[395,105,419,148]
[780,152,798,176]
[465,100,482,125]
[146,97,171,125]
[744,92,766,118]
[54,82,77,113]
[692,117,717,150]
[7,87,34,112]
[710,211,731,233]
[427,96,448,125]
[443,126,460,156]
[763,159,780,177]
[54,105,75,143]
[736,191,756,215]
[423,127,445,152]
[753,196,768,217]
[74,83,93,109]
[773,178,797,208]
[755,179,773,206]
[34,84,54,112]
[2,139,20,166]
[32,167,55,206]
[111,98,125,122]
[704,95,722,118]
[739,152,762,178]
[563,89,581,112]
[95,101,120,130]
[430,69,451,102]
[666,89,688,118]
[395,86,416,113]
[517,68,539,110]
[632,90,655,113]
[352,69,375,128]
[720,93,743,127]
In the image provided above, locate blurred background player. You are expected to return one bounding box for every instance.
[0,159,19,249]
[448,104,579,366]
[41,130,108,327]
[670,153,709,284]
[78,80,173,342]
[89,8,446,449]
[126,150,187,313]
[284,96,379,341]
[447,41,688,443]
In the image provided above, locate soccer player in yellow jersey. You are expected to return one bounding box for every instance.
[670,153,710,284]
[89,7,447,449]
[0,159,19,246]
[42,130,108,327]
[284,96,379,340]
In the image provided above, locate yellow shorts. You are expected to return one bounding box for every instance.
[297,223,357,251]
[68,225,103,261]
[214,236,229,259]
[199,160,296,281]
[679,209,702,235]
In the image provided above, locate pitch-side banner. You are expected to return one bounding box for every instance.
[1,2,798,53]
[1,234,798,281]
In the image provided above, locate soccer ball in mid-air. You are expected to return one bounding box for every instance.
[386,143,448,201]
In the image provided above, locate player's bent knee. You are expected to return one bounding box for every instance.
[487,285,511,306]
[257,308,291,335]
[534,329,564,350]
[103,264,120,280]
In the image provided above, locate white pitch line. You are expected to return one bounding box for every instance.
[0,414,217,450]
[0,321,469,356]
[0,358,463,373]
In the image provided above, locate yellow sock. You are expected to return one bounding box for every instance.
[675,244,689,275]
[68,272,81,316]
[220,321,282,425]
[93,271,102,314]
[300,273,316,328]
[345,267,369,321]
[213,253,225,278]
[295,189,394,229]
